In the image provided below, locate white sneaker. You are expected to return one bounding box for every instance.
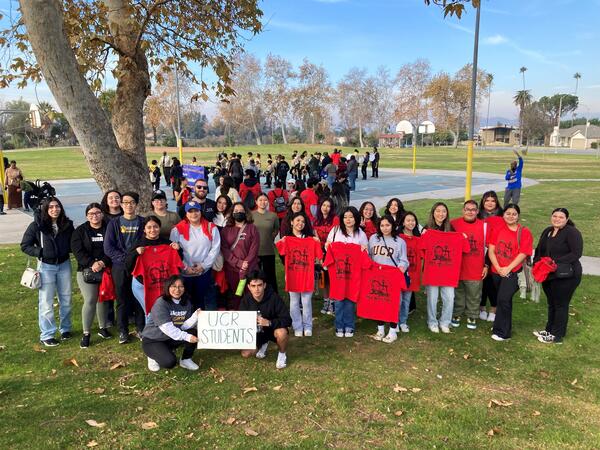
[429,325,440,333]
[304,329,312,337]
[479,310,488,321]
[335,331,344,338]
[276,352,287,369]
[374,329,385,341]
[147,357,160,372]
[440,326,451,334]
[520,288,527,299]
[344,330,354,338]
[256,342,268,359]
[491,334,508,341]
[179,358,200,371]
[382,332,398,343]
[294,330,303,337]
[487,312,496,322]
[399,324,410,333]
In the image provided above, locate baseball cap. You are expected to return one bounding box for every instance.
[185,201,202,213]
[152,189,167,201]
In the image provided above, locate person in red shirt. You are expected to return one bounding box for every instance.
[331,149,341,166]
[477,191,504,322]
[239,169,262,210]
[399,211,422,332]
[312,198,339,315]
[450,200,489,330]
[267,180,289,220]
[276,212,323,337]
[300,177,320,222]
[488,203,533,341]
[422,202,469,334]
[359,201,378,239]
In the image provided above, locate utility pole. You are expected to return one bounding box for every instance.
[175,65,183,162]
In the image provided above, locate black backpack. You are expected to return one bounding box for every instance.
[272,189,287,214]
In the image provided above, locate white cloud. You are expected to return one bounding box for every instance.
[484,34,508,45]
[443,21,473,35]
[268,19,335,34]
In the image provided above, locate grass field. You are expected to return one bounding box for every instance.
[1,144,600,448]
[4,144,600,181]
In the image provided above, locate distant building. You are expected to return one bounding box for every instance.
[550,124,600,149]
[479,125,520,146]
[378,133,404,148]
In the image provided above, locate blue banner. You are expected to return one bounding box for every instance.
[182,165,205,185]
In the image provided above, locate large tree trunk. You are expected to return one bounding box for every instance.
[280,117,287,144]
[20,0,152,209]
[358,118,364,148]
[249,110,262,145]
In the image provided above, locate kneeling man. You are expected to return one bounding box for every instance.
[240,270,291,369]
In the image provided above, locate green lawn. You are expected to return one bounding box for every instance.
[4,144,600,181]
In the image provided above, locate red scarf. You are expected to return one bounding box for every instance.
[174,218,213,241]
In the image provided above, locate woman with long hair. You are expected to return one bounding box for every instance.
[533,208,582,344]
[100,190,123,221]
[279,197,314,238]
[359,201,378,239]
[21,197,74,347]
[330,181,348,216]
[313,197,340,315]
[215,175,241,204]
[488,204,533,341]
[213,194,233,228]
[4,160,23,209]
[385,198,405,229]
[71,202,112,348]
[399,211,422,329]
[252,193,280,292]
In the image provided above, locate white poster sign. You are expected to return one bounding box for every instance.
[197,311,257,350]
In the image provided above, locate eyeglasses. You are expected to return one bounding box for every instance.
[87,212,103,216]
[122,201,136,205]
[195,185,208,190]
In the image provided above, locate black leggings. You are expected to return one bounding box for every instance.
[259,255,278,293]
[542,275,581,339]
[112,265,145,334]
[142,330,197,368]
[480,273,497,308]
[491,272,519,338]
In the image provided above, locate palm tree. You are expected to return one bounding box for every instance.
[485,73,494,128]
[514,89,533,146]
[573,72,582,96]
[519,66,528,90]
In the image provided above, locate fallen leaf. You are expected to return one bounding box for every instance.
[244,428,259,436]
[85,419,106,428]
[86,440,99,448]
[141,421,158,430]
[532,410,541,416]
[51,369,57,375]
[411,387,422,393]
[463,354,471,360]
[110,362,125,370]
[0,345,5,351]
[242,387,258,395]
[185,432,194,438]
[92,387,105,394]
[394,410,404,417]
[487,427,501,436]
[64,358,79,368]
[571,378,578,386]
[225,417,236,425]
[393,384,408,393]
[272,385,282,391]
[32,344,47,353]
[488,399,513,408]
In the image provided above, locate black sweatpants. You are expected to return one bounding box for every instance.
[163,166,171,187]
[361,164,368,180]
[142,331,197,368]
[492,272,519,339]
[371,162,378,178]
[542,275,581,340]
[480,273,498,307]
[112,265,145,335]
[259,255,278,293]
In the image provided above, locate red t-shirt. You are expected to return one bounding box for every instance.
[331,153,341,165]
[420,229,469,288]
[313,216,340,247]
[361,219,377,239]
[489,224,533,274]
[132,244,184,313]
[450,218,487,281]
[300,189,319,222]
[323,242,371,302]
[357,263,406,323]
[275,236,323,292]
[400,234,422,292]
[484,215,504,234]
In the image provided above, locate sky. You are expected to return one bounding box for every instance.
[1,0,600,123]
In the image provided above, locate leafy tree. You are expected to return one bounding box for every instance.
[263,54,295,144]
[394,59,432,146]
[519,67,528,90]
[1,0,262,207]
[513,90,532,146]
[423,0,479,18]
[521,102,552,145]
[538,94,579,128]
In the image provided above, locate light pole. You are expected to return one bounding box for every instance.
[554,95,565,154]
[464,3,481,201]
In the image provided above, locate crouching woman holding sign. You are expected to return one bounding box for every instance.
[239,270,292,369]
[141,276,200,372]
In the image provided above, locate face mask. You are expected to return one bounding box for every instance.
[233,212,246,222]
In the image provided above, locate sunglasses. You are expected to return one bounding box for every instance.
[195,185,208,190]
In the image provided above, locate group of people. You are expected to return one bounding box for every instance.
[19,148,582,373]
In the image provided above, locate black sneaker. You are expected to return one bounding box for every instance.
[118,332,130,344]
[533,330,550,338]
[80,333,91,348]
[97,328,113,339]
[61,331,73,341]
[40,338,60,347]
[537,333,555,344]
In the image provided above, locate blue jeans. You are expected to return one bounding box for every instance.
[289,291,313,332]
[183,271,217,310]
[426,285,455,328]
[334,299,356,332]
[399,290,412,325]
[131,278,152,323]
[38,260,72,340]
[326,174,335,188]
[348,172,357,191]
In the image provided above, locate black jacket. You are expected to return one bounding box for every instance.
[239,286,292,330]
[71,221,111,272]
[21,217,74,265]
[534,225,583,278]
